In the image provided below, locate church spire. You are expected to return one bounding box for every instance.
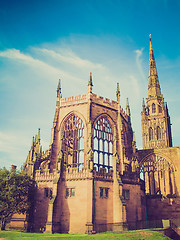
[148,35,162,98]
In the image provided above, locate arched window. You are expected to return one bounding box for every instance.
[93,116,113,172]
[157,126,161,140]
[62,114,84,170]
[149,127,153,141]
[152,103,156,113]
[139,154,175,196]
[159,105,162,113]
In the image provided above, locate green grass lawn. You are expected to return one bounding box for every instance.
[0,230,172,240]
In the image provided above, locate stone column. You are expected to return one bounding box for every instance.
[145,171,150,194]
[165,168,170,195]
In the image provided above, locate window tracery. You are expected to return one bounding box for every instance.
[152,103,156,113]
[139,155,175,196]
[62,114,84,170]
[159,105,162,113]
[149,127,153,141]
[93,116,113,172]
[157,126,161,140]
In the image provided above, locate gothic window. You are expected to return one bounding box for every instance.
[139,155,175,196]
[157,126,161,140]
[93,116,113,172]
[159,105,162,113]
[152,103,156,113]
[63,114,84,170]
[149,127,153,141]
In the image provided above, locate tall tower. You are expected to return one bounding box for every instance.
[141,37,172,149]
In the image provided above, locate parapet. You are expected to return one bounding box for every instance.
[35,169,58,182]
[91,93,128,120]
[60,94,88,107]
[59,92,128,120]
[91,93,118,110]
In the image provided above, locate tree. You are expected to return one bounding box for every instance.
[0,168,35,230]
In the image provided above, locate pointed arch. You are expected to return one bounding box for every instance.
[139,153,176,196]
[93,114,114,172]
[158,105,162,113]
[152,103,156,113]
[61,112,86,170]
[149,127,153,141]
[157,126,161,140]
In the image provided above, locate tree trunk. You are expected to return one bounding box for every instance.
[1,217,6,230]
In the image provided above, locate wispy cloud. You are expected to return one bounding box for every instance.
[34,48,104,70]
[0,48,62,77]
[134,48,145,79]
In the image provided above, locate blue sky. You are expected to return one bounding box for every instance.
[0,0,180,169]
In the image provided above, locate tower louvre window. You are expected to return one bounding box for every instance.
[149,127,153,141]
[152,103,156,113]
[93,116,113,172]
[63,114,84,170]
[157,126,161,140]
[159,105,162,113]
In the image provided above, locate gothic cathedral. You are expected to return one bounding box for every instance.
[10,38,180,233]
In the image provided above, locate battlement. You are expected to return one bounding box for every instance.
[59,92,128,120]
[91,93,118,109]
[94,168,113,181]
[35,169,58,182]
[60,94,88,107]
[91,93,128,120]
[64,167,93,180]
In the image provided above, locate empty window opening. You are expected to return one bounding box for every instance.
[94,116,113,172]
[63,114,84,170]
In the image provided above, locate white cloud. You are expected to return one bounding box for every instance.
[34,48,104,70]
[0,48,62,77]
[135,48,146,79]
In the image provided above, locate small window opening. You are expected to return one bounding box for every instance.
[100,187,109,198]
[122,189,130,200]
[66,188,75,198]
[44,188,49,198]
